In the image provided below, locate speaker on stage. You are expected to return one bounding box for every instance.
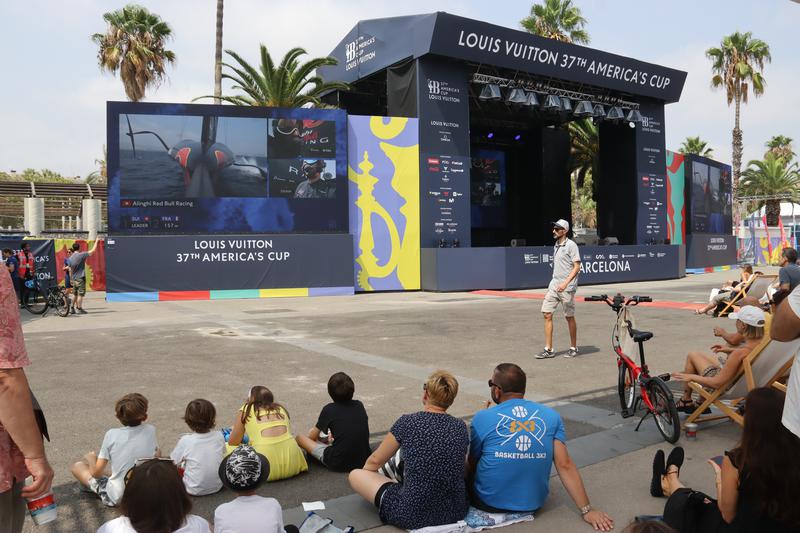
[510,238,527,247]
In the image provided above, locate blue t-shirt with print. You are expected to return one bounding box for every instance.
[470,398,566,512]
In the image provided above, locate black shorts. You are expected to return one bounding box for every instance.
[374,481,394,509]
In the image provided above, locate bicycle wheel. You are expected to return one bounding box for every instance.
[23,286,47,315]
[53,290,70,317]
[647,377,680,444]
[617,362,636,411]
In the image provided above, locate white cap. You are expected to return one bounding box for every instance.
[552,219,570,231]
[729,305,766,327]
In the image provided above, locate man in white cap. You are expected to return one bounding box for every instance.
[537,219,581,359]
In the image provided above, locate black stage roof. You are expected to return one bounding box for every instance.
[320,12,687,103]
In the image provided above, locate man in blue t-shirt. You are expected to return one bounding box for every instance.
[469,364,613,531]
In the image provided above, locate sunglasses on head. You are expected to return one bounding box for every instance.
[124,457,175,484]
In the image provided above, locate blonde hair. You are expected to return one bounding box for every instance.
[424,370,459,409]
[743,324,764,339]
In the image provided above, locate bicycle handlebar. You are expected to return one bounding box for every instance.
[585,294,653,307]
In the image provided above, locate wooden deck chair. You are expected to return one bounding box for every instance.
[715,274,776,317]
[683,315,800,428]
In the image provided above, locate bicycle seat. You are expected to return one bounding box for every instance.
[630,329,653,342]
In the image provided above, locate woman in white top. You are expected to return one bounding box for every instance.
[97,459,211,533]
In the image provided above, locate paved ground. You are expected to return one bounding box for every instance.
[18,267,773,532]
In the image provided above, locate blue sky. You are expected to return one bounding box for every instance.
[0,0,797,177]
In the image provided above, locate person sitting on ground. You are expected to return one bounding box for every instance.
[214,445,297,533]
[226,386,307,481]
[671,306,765,413]
[97,458,211,533]
[468,363,614,531]
[170,399,225,496]
[648,388,800,532]
[71,393,159,507]
[296,372,371,472]
[349,370,469,530]
[694,264,753,315]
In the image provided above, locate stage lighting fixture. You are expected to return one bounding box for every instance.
[626,108,643,123]
[606,106,625,121]
[573,100,594,117]
[592,104,606,118]
[514,134,522,141]
[487,132,494,139]
[524,91,540,107]
[506,88,527,105]
[560,97,573,113]
[543,94,562,111]
[479,84,502,101]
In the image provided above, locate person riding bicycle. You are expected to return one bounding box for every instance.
[671,306,765,413]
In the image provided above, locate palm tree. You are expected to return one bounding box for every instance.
[740,153,800,226]
[91,4,176,102]
[706,31,771,228]
[569,119,598,227]
[569,119,598,191]
[679,136,714,158]
[521,0,590,44]
[765,135,795,163]
[196,45,348,107]
[214,0,224,103]
[86,146,107,185]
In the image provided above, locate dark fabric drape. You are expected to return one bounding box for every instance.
[387,59,417,117]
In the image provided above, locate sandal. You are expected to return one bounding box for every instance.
[676,398,695,413]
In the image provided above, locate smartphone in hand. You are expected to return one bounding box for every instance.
[710,455,724,466]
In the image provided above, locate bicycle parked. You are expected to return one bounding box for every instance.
[585,293,680,443]
[22,279,70,317]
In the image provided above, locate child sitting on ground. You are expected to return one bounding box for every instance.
[70,393,159,507]
[226,386,308,481]
[171,399,226,496]
[214,445,297,533]
[98,459,211,533]
[296,372,371,472]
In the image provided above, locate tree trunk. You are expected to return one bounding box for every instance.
[765,200,781,227]
[732,91,743,238]
[214,0,223,104]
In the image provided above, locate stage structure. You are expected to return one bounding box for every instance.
[321,12,690,290]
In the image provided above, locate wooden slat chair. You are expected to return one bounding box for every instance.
[683,315,799,428]
[715,274,776,317]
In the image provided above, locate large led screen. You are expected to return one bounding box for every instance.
[107,102,347,234]
[689,158,732,234]
[470,149,507,228]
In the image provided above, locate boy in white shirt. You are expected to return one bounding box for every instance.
[171,399,226,496]
[214,446,291,533]
[71,393,159,506]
